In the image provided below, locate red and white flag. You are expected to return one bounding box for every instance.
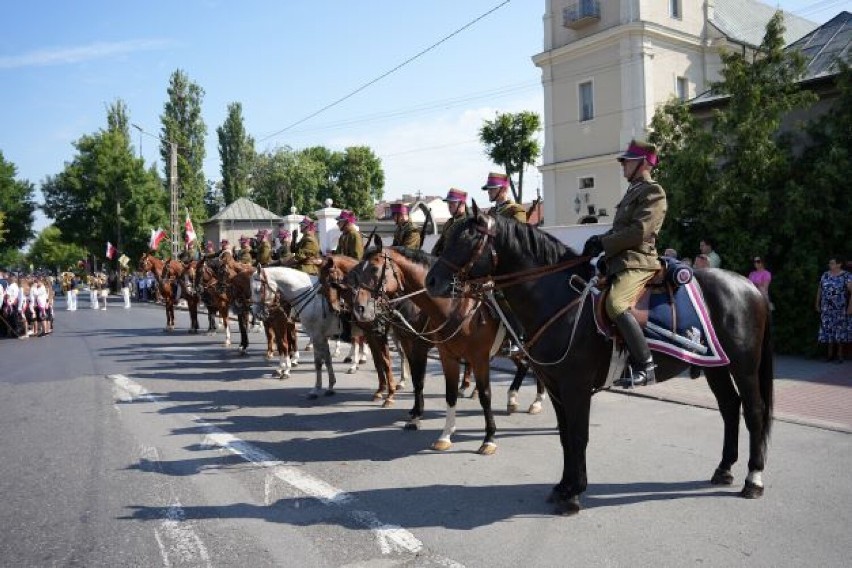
[105,241,117,260]
[184,211,197,245]
[149,227,168,250]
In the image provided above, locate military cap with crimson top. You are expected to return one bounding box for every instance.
[482,172,509,190]
[443,188,467,202]
[390,203,409,215]
[277,229,290,239]
[617,139,658,166]
[336,210,357,224]
[220,239,229,246]
[299,216,316,231]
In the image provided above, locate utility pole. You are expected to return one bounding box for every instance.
[169,142,180,257]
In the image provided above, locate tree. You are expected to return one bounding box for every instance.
[43,100,167,264]
[336,146,384,220]
[251,147,326,215]
[27,225,88,271]
[160,69,208,225]
[479,111,541,203]
[204,179,225,218]
[649,12,826,353]
[0,150,37,252]
[217,102,255,204]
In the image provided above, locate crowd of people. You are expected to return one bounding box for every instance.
[0,272,55,339]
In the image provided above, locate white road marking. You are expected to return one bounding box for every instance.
[154,501,212,568]
[109,373,464,565]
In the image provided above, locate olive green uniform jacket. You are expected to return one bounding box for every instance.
[431,212,468,256]
[335,229,364,260]
[392,220,421,249]
[292,233,320,275]
[238,245,253,265]
[490,200,527,223]
[600,171,667,276]
[257,241,272,266]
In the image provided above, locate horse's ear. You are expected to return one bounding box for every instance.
[375,235,383,251]
[471,200,480,217]
[323,257,333,269]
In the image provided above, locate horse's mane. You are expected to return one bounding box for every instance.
[362,246,436,268]
[491,215,579,265]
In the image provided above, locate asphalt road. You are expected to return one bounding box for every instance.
[1,296,850,567]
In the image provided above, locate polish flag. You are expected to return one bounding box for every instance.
[149,228,168,250]
[185,212,197,245]
[106,241,117,260]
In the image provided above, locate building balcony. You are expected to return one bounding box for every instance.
[563,0,601,30]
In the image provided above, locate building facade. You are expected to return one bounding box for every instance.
[532,0,815,226]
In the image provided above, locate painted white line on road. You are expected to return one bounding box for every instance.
[109,373,463,565]
[154,500,212,568]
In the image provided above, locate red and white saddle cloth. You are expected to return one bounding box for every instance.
[592,279,730,367]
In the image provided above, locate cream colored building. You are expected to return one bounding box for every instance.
[532,0,815,226]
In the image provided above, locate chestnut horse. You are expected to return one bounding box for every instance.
[139,253,181,331]
[351,242,541,455]
[215,252,257,355]
[425,209,774,515]
[318,255,425,407]
[162,259,201,334]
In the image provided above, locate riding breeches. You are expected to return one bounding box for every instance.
[605,268,657,319]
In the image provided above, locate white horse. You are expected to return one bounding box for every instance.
[251,267,343,399]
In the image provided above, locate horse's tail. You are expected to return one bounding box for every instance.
[758,308,774,441]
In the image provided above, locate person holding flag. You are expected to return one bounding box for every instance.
[149,227,168,251]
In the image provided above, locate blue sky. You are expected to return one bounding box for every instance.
[1,0,845,233]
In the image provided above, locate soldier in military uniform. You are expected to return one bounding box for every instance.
[274,230,293,263]
[432,188,468,256]
[482,172,526,222]
[334,210,364,260]
[256,229,272,267]
[218,238,231,256]
[238,236,254,265]
[587,139,667,387]
[390,203,420,249]
[290,217,321,275]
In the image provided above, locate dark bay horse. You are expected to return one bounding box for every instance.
[425,209,774,515]
[216,252,255,355]
[139,253,181,331]
[352,243,544,455]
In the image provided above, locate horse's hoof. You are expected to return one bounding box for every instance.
[240,350,248,357]
[431,439,452,451]
[553,495,582,516]
[396,381,405,391]
[265,353,274,361]
[343,356,353,363]
[358,357,368,365]
[324,389,336,397]
[278,373,290,380]
[477,443,497,456]
[381,398,394,408]
[710,468,734,486]
[741,480,764,499]
[528,402,543,415]
[372,392,383,401]
[507,403,519,414]
[347,366,357,374]
[403,421,419,431]
[469,389,478,399]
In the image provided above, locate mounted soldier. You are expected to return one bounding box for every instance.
[256,229,272,267]
[432,188,468,257]
[483,172,526,222]
[586,139,667,386]
[238,236,253,265]
[334,210,364,260]
[390,202,420,250]
[290,217,320,275]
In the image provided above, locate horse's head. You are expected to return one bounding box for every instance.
[350,237,399,323]
[138,252,152,272]
[426,201,497,298]
[318,256,356,314]
[250,268,278,320]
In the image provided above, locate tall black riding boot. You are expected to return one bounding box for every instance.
[614,310,656,387]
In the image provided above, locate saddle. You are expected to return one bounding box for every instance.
[593,259,729,367]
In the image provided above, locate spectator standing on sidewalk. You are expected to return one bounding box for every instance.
[749,256,773,308]
[815,256,851,363]
[699,238,721,268]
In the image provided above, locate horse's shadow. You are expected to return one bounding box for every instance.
[120,479,736,530]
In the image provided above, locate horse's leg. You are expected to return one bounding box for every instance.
[432,352,461,452]
[705,367,741,487]
[206,304,216,334]
[403,340,428,431]
[529,375,547,415]
[363,332,387,402]
[220,306,232,347]
[553,387,591,516]
[472,355,497,455]
[274,319,291,380]
[323,335,338,396]
[265,320,276,361]
[238,311,249,355]
[188,297,199,333]
[397,337,410,390]
[507,357,526,414]
[288,322,300,366]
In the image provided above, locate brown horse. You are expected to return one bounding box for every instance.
[352,242,511,454]
[162,259,201,334]
[139,253,182,331]
[318,255,409,406]
[215,252,256,355]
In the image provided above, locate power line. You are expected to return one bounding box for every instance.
[257,0,512,143]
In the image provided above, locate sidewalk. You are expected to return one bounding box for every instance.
[491,355,852,434]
